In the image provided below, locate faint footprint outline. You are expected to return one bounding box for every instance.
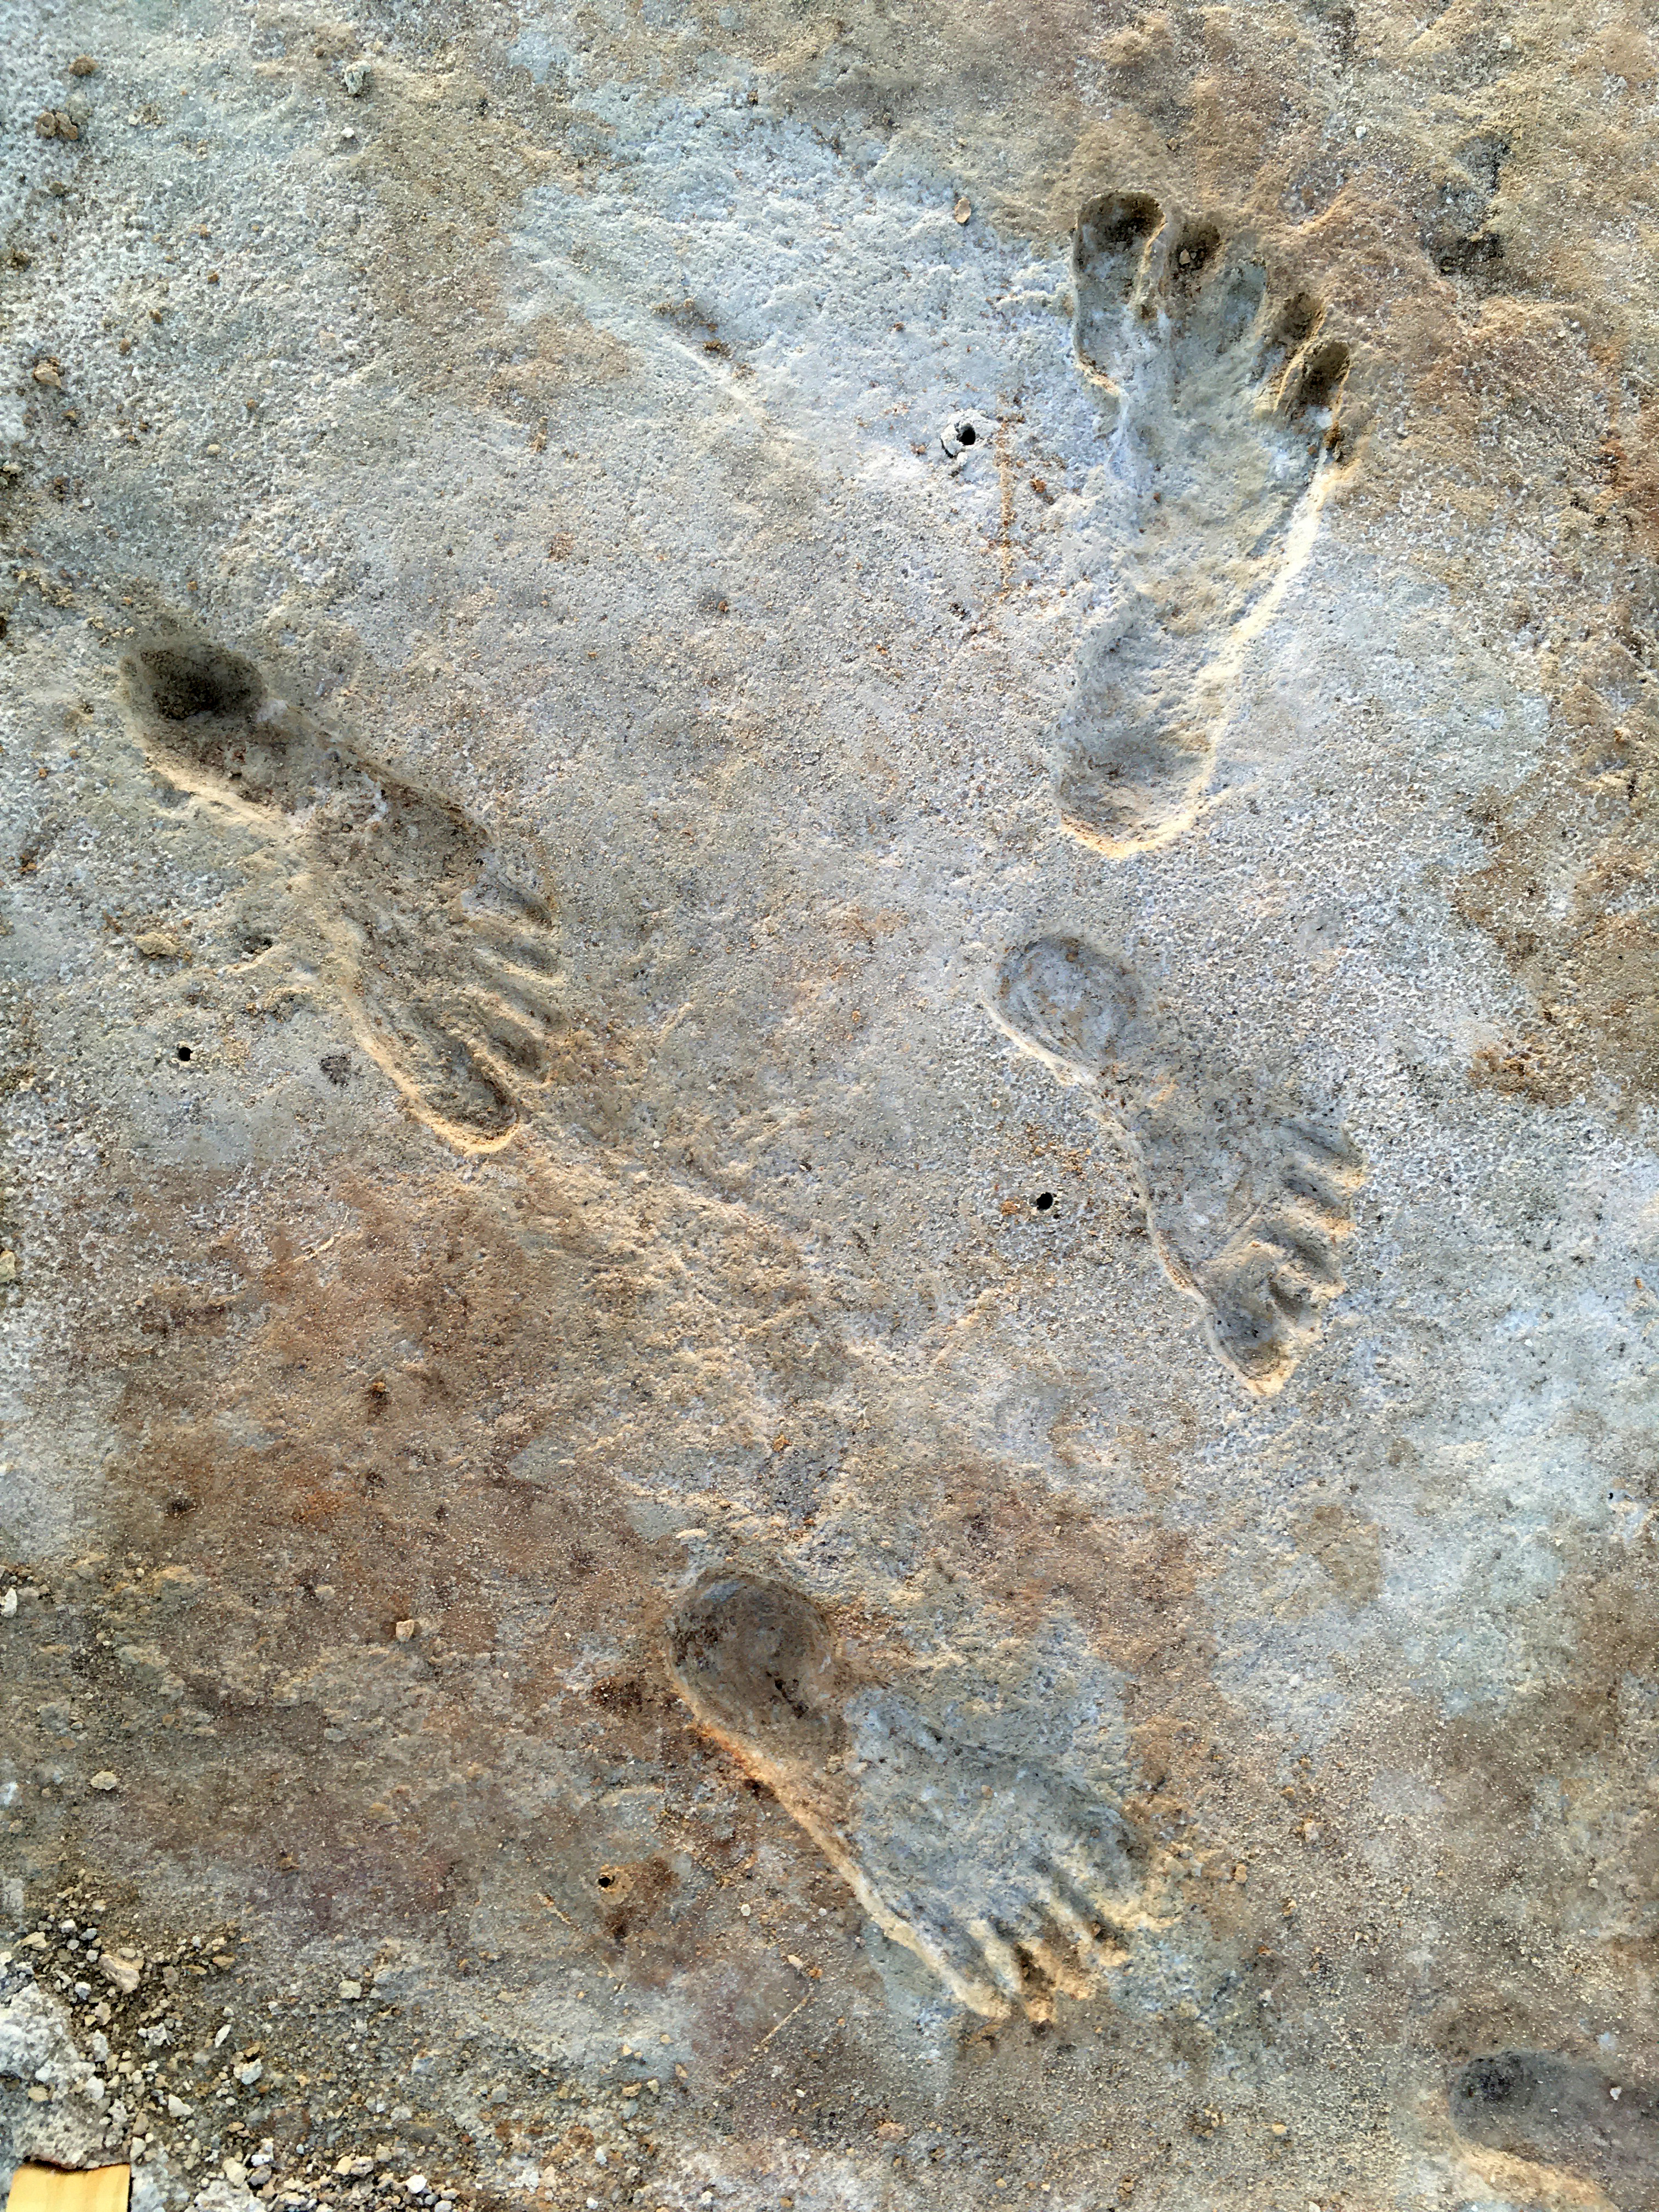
[989,933,1363,1397]
[666,1571,1150,2022]
[121,623,561,1153]
[1057,190,1352,855]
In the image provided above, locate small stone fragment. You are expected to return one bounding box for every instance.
[236,2059,263,2087]
[133,930,184,958]
[394,1619,415,1641]
[70,55,98,75]
[1,1585,16,1613]
[31,361,63,388]
[342,61,371,97]
[952,196,970,223]
[339,1978,363,2000]
[35,111,59,137]
[88,1771,119,1792]
[101,1951,143,1994]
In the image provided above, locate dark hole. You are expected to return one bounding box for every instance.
[1034,1192,1055,1211]
[165,1494,196,1517]
[597,1874,614,1889]
[957,422,977,445]
[176,1045,193,1062]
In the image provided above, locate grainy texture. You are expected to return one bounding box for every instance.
[2,2,1657,2209]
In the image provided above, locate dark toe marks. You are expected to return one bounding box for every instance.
[1260,290,1321,370]
[1168,218,1220,292]
[1286,337,1351,419]
[1075,190,1164,291]
[1070,190,1352,431]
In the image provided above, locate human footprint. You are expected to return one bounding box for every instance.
[990,934,1363,1396]
[1057,191,1351,853]
[667,1572,1145,2021]
[122,623,560,1150]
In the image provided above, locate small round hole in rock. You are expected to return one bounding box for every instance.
[176,1045,193,1062]
[1034,1191,1054,1211]
[957,421,977,445]
[596,1874,614,1889]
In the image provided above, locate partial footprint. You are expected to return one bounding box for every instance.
[990,934,1362,1397]
[1450,2051,1659,2209]
[122,623,560,1149]
[667,1573,1146,2022]
[1059,192,1351,854]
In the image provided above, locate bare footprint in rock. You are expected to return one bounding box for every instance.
[122,622,560,1150]
[990,934,1362,1397]
[667,1573,1147,2022]
[1449,2051,1659,2209]
[1059,192,1351,854]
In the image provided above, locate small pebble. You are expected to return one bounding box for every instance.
[952,196,970,223]
[88,1771,119,1792]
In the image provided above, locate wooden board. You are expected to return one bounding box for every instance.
[5,2168,131,2212]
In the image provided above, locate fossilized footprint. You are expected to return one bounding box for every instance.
[990,934,1362,1396]
[122,624,560,1150]
[1058,191,1351,854]
[667,1572,1146,2022]
[1449,2051,1659,2210]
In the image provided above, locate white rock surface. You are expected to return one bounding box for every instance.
[1,0,1655,2205]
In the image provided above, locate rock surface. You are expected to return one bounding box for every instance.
[2,1,1657,2208]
